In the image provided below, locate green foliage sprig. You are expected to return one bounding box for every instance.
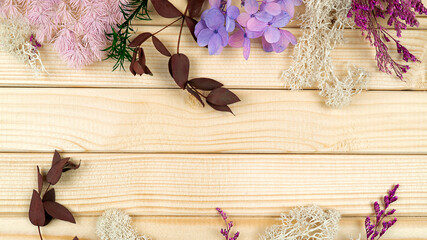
[104,0,151,71]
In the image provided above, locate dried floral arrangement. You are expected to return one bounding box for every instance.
[0,0,129,69]
[217,207,240,240]
[364,184,399,240]
[28,151,80,240]
[260,185,400,240]
[348,0,427,80]
[127,0,241,114]
[97,209,151,240]
[260,205,341,240]
[195,0,300,59]
[105,0,151,71]
[282,0,369,108]
[0,17,45,76]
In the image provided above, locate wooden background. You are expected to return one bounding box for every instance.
[1,1,427,239]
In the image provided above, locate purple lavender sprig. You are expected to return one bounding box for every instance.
[348,0,427,80]
[216,208,240,240]
[365,184,399,240]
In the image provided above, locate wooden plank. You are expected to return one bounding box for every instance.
[0,89,426,153]
[0,28,425,89]
[1,216,426,240]
[1,153,426,216]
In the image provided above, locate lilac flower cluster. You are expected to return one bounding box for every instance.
[365,184,399,240]
[195,0,300,59]
[348,0,427,80]
[216,208,240,240]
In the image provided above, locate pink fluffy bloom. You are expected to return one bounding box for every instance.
[1,0,128,69]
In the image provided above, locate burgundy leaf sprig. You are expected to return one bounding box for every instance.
[365,184,399,240]
[216,208,240,240]
[128,0,240,114]
[29,150,80,240]
[348,0,427,80]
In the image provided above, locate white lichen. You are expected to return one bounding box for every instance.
[282,0,368,108]
[0,17,46,76]
[96,209,150,240]
[260,205,341,240]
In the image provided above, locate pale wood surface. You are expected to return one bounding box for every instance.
[1,153,426,216]
[2,216,427,240]
[0,89,426,153]
[1,1,427,239]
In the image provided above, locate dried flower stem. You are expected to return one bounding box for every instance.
[153,17,183,36]
[177,5,189,54]
[38,226,43,240]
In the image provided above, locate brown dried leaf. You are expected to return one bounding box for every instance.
[63,160,81,173]
[189,78,223,90]
[46,158,69,185]
[138,48,146,67]
[151,0,183,18]
[43,188,55,202]
[29,190,45,226]
[129,32,152,47]
[207,102,234,115]
[169,54,190,89]
[52,150,61,166]
[185,16,198,42]
[130,64,136,76]
[44,201,76,224]
[37,166,43,194]
[186,87,205,107]
[188,0,205,18]
[130,50,138,76]
[133,61,145,76]
[41,188,55,226]
[152,36,171,57]
[207,88,240,106]
[144,66,153,76]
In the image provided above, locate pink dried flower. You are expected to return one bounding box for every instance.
[216,208,240,240]
[348,0,427,80]
[0,0,129,69]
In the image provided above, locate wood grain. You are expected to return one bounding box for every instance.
[0,89,426,153]
[2,216,426,240]
[1,153,426,216]
[0,28,425,89]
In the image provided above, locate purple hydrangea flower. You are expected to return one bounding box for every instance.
[196,8,229,55]
[276,0,302,18]
[260,0,282,16]
[236,0,260,27]
[229,28,263,60]
[247,12,291,43]
[262,29,296,53]
[196,0,298,59]
[226,5,240,32]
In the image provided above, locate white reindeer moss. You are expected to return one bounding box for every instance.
[282,0,368,108]
[0,17,45,76]
[260,205,341,240]
[96,209,150,240]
